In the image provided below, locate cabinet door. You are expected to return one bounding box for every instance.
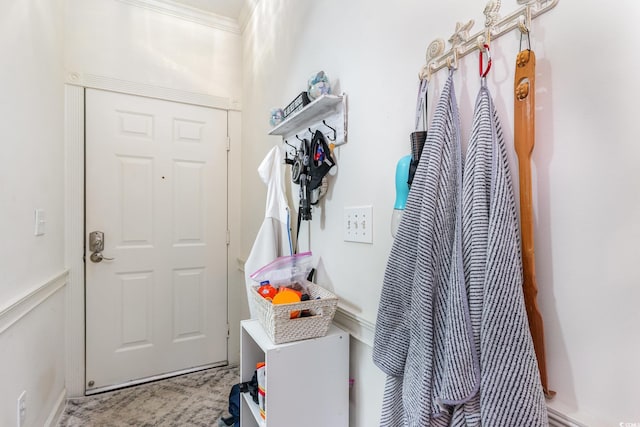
[240,320,349,427]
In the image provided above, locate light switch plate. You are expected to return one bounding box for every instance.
[343,206,373,243]
[34,209,45,236]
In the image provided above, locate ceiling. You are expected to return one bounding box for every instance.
[171,0,245,19]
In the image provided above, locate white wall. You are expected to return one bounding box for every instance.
[65,0,242,107]
[241,1,640,425]
[0,0,65,305]
[0,0,67,425]
[0,285,67,427]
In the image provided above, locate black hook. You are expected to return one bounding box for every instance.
[308,128,314,136]
[295,134,304,142]
[322,120,337,141]
[283,140,297,165]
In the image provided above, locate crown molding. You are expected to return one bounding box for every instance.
[116,0,241,34]
[238,0,259,33]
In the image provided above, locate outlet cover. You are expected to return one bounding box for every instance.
[343,206,373,243]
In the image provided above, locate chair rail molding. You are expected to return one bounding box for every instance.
[0,270,68,335]
[333,307,375,347]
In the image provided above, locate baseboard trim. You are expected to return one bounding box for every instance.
[548,406,589,427]
[333,307,375,347]
[44,388,67,427]
[0,270,68,335]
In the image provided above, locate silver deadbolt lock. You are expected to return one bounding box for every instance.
[89,231,115,263]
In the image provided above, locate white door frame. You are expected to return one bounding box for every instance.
[64,75,237,396]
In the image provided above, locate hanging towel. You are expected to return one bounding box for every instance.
[458,78,548,426]
[373,72,475,426]
[244,145,293,318]
[374,73,548,426]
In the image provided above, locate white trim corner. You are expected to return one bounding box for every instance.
[44,388,67,427]
[333,307,375,347]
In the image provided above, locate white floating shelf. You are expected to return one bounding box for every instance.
[268,94,345,137]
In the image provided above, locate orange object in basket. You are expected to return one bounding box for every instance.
[272,288,301,319]
[258,284,277,300]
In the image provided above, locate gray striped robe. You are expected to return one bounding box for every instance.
[373,72,475,426]
[373,75,548,426]
[460,79,548,426]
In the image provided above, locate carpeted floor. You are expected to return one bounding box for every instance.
[58,365,239,427]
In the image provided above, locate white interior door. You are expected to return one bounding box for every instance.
[85,89,228,393]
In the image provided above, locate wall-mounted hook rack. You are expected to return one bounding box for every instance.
[420,0,559,78]
[269,93,348,147]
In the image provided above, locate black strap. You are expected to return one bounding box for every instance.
[295,206,302,253]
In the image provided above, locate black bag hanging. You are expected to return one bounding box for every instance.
[309,130,336,191]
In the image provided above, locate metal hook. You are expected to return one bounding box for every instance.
[447,48,459,70]
[295,134,304,142]
[308,128,314,136]
[483,0,501,47]
[322,120,337,141]
[283,140,296,165]
[517,2,532,34]
[479,43,492,77]
[420,39,445,80]
[519,30,531,51]
[447,20,473,70]
[418,64,431,81]
[518,6,532,51]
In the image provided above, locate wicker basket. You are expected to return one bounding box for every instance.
[252,282,338,344]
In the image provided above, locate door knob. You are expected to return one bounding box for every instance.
[90,252,115,263]
[89,231,115,263]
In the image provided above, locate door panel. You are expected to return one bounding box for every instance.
[85,89,228,393]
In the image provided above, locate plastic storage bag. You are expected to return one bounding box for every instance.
[249,251,314,289]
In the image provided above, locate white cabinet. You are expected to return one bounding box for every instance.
[240,319,349,427]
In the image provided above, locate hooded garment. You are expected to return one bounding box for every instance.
[244,145,292,318]
[373,75,548,426]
